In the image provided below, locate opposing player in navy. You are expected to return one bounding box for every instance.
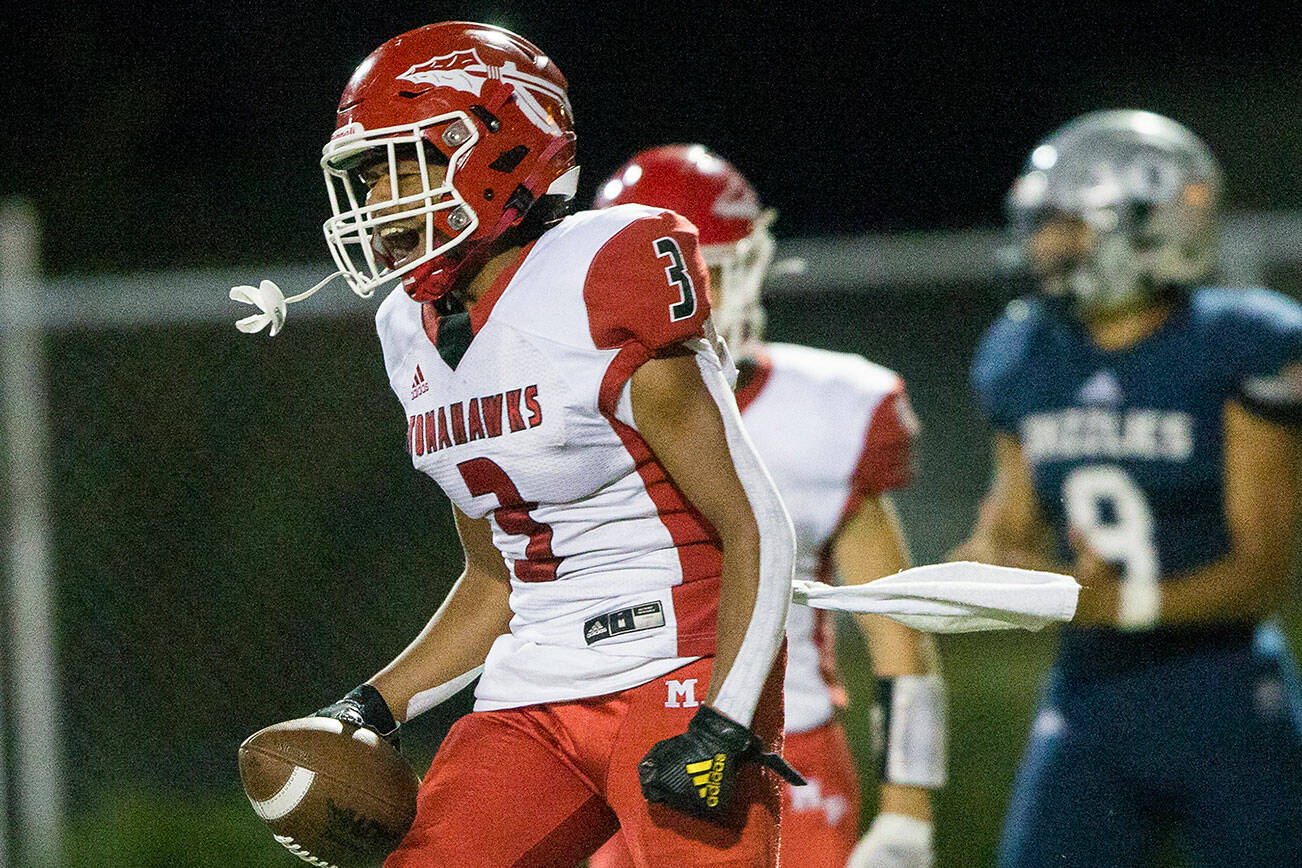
[954,109,1302,866]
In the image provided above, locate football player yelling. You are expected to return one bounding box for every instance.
[240,21,803,868]
[590,146,946,868]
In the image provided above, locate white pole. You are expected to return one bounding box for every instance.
[0,200,62,868]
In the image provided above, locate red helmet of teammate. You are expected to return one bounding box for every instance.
[595,144,775,352]
[321,21,579,302]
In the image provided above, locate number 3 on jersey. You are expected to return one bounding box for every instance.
[1062,465,1159,586]
[457,457,559,582]
[654,236,697,321]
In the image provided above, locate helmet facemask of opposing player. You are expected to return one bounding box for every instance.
[595,144,774,356]
[1007,110,1222,318]
[321,22,580,304]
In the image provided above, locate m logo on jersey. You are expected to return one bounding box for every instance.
[397,48,571,134]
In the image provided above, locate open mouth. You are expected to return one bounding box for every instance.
[374,224,423,267]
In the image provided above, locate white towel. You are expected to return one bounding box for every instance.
[791,561,1080,633]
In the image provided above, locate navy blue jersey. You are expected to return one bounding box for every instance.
[972,288,1302,663]
[977,287,1302,862]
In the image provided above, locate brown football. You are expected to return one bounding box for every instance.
[238,716,420,868]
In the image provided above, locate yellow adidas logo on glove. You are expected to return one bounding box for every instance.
[686,753,728,807]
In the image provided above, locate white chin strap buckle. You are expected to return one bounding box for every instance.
[229,272,346,337]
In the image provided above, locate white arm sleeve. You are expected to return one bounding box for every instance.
[690,339,795,726]
[384,567,496,722]
[405,665,484,720]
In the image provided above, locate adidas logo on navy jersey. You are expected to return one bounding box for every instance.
[1076,369,1122,405]
[411,365,429,399]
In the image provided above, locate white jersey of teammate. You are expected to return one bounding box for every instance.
[375,203,737,712]
[735,342,918,734]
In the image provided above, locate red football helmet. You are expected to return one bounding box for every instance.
[321,21,579,302]
[595,144,775,351]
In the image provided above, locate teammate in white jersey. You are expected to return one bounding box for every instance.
[590,147,948,868]
[241,22,807,867]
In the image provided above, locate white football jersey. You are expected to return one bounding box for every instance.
[376,204,733,711]
[736,343,918,733]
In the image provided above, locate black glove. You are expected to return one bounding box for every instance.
[638,705,806,824]
[315,684,401,748]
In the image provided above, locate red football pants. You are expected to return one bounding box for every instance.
[385,656,784,867]
[589,719,859,868]
[775,721,861,867]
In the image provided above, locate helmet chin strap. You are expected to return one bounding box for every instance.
[403,237,491,303]
[229,270,348,337]
[406,133,576,305]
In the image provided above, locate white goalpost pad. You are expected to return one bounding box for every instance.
[791,561,1080,633]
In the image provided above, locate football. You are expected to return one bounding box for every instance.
[238,716,421,868]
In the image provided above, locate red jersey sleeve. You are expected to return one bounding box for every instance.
[841,379,919,523]
[584,210,712,353]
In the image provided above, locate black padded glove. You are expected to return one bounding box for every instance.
[315,684,401,748]
[638,705,805,824]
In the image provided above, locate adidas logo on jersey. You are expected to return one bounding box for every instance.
[1076,369,1122,405]
[411,365,429,400]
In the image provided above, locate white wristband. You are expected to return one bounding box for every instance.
[873,674,948,789]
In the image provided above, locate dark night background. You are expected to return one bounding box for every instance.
[3,3,1302,866]
[3,2,1300,275]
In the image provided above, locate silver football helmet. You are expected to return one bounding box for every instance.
[1007,109,1222,315]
